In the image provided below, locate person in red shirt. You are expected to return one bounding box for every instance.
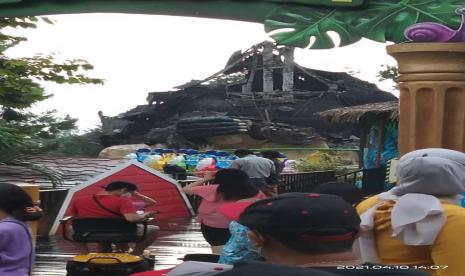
[69,181,159,255]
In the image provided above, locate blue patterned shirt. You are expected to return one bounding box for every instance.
[218,221,261,264]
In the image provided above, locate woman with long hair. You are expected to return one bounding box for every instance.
[182,168,265,253]
[0,183,43,276]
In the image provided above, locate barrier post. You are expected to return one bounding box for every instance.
[17,184,40,244]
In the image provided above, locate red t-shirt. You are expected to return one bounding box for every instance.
[70,194,136,218]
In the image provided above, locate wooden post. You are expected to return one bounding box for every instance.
[282,47,295,92]
[262,42,274,97]
[264,109,271,123]
[359,121,369,169]
[17,184,40,244]
[243,55,258,95]
[376,116,387,168]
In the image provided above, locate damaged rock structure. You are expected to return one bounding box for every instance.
[99,42,396,149]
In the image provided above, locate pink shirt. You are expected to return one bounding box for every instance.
[190,185,265,229]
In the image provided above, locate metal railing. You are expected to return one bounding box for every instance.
[336,167,387,196]
[336,169,363,186]
[278,171,336,194]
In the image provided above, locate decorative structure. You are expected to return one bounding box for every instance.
[388,43,465,155]
[388,8,465,155]
[49,161,194,235]
[320,101,399,195]
[320,101,399,168]
[100,42,395,149]
[264,2,465,156]
[0,1,463,155]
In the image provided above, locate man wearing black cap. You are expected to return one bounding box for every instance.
[217,193,427,276]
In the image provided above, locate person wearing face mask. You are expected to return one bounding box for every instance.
[0,183,44,276]
[225,193,426,276]
[69,181,159,255]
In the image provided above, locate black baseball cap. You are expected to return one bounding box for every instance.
[238,193,360,241]
[216,261,429,276]
[216,261,339,276]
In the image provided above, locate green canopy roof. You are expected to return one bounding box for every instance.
[0,0,363,20]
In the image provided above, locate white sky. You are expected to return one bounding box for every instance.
[5,13,397,132]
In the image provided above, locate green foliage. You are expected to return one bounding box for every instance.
[0,16,104,184]
[49,127,104,157]
[295,151,353,174]
[265,0,463,49]
[0,17,103,108]
[0,110,78,162]
[346,0,463,43]
[0,120,28,162]
[377,64,399,90]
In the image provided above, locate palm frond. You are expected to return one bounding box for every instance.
[6,159,64,188]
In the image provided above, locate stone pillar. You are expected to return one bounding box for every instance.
[387,43,465,156]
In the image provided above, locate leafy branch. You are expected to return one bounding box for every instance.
[0,16,104,186]
[377,64,399,90]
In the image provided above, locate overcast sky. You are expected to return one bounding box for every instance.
[5,13,397,132]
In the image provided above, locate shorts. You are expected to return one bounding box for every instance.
[200,224,231,246]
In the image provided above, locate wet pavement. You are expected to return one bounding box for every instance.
[33,218,210,276]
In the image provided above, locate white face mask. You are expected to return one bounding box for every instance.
[122,192,132,198]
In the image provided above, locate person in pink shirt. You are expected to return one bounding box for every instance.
[182,168,265,253]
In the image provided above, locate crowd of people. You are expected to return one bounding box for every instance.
[1,148,465,276]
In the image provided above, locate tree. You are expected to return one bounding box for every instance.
[0,17,104,185]
[49,127,104,157]
[377,64,399,90]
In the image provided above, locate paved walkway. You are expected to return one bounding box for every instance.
[33,218,210,276]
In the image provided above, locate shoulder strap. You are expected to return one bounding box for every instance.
[92,195,124,217]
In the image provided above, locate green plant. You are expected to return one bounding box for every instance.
[295,151,353,174]
[49,127,104,157]
[378,64,399,90]
[0,17,103,186]
[265,0,463,49]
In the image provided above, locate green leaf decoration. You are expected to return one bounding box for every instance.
[265,6,361,49]
[265,0,463,49]
[345,0,464,43]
